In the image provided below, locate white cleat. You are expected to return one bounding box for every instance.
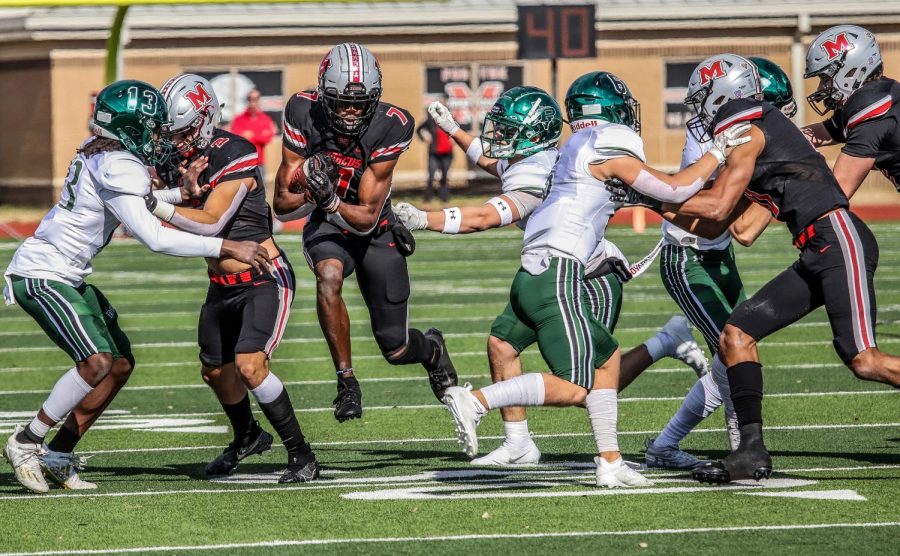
[662,316,709,377]
[595,456,654,488]
[471,438,541,466]
[442,384,485,458]
[4,425,49,494]
[41,449,97,490]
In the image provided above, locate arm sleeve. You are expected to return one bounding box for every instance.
[842,117,895,159]
[100,190,223,257]
[629,169,704,203]
[167,183,249,236]
[153,187,183,204]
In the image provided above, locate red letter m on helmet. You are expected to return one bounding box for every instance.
[698,60,726,86]
[821,33,852,61]
[184,84,212,111]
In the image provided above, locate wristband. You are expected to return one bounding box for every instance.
[151,199,176,222]
[323,196,341,214]
[442,207,462,234]
[487,197,513,226]
[466,138,485,165]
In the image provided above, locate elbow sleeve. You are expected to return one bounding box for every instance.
[630,169,704,203]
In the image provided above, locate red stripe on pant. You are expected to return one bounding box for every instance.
[833,210,875,350]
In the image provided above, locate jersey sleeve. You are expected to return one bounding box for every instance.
[842,115,896,159]
[206,137,259,189]
[588,125,646,164]
[99,153,151,196]
[500,150,555,196]
[823,113,847,142]
[370,106,414,164]
[282,93,315,158]
[710,98,764,136]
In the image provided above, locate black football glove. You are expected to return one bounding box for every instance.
[306,152,341,213]
[144,194,158,212]
[605,178,662,211]
[391,222,416,257]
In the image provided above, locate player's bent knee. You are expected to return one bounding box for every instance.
[201,366,225,385]
[79,353,113,385]
[315,263,344,299]
[384,343,417,365]
[848,349,882,382]
[109,355,134,385]
[721,324,756,353]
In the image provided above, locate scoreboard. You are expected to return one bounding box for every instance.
[516,4,597,60]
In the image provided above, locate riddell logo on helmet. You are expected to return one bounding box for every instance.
[698,61,726,86]
[184,84,212,111]
[821,33,853,60]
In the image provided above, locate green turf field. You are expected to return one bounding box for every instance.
[0,223,898,555]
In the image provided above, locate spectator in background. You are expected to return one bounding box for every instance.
[230,89,277,164]
[416,102,454,206]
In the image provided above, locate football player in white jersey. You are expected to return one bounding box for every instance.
[644,58,796,470]
[2,80,269,493]
[441,72,751,487]
[396,86,707,467]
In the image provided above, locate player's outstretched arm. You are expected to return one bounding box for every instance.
[428,102,501,176]
[146,178,251,236]
[101,190,270,271]
[831,152,875,200]
[801,122,838,148]
[395,196,521,234]
[274,146,308,215]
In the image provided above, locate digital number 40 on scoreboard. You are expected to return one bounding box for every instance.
[517,4,597,60]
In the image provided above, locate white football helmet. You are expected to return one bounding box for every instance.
[317,43,382,136]
[804,25,882,115]
[684,54,762,142]
[159,73,222,155]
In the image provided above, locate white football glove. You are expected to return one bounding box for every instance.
[428,101,460,135]
[709,122,753,165]
[394,202,428,231]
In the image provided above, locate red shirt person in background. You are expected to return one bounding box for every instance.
[230,89,277,164]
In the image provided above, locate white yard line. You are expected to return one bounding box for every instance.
[0,522,898,555]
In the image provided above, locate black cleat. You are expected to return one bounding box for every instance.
[423,328,458,401]
[333,376,362,422]
[691,422,772,484]
[278,459,320,483]
[205,423,273,477]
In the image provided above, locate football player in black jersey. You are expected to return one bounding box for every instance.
[625,54,900,484]
[273,43,458,422]
[147,74,318,483]
[801,25,900,197]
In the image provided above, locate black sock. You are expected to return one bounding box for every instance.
[258,389,313,462]
[17,427,43,445]
[387,328,436,366]
[727,362,764,427]
[47,424,81,453]
[222,394,254,444]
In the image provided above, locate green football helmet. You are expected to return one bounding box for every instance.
[481,86,563,159]
[91,80,173,165]
[565,72,641,134]
[749,57,797,118]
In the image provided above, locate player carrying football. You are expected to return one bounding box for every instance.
[627,53,900,484]
[273,43,457,423]
[396,85,707,466]
[2,80,269,493]
[441,71,750,487]
[147,74,318,483]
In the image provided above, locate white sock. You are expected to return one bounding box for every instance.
[503,419,531,448]
[41,367,93,424]
[654,372,721,449]
[711,355,740,451]
[585,389,618,453]
[250,372,285,404]
[644,331,676,362]
[481,373,545,410]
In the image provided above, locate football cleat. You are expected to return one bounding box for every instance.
[333,376,363,422]
[595,456,653,488]
[643,437,701,470]
[423,328,458,401]
[40,449,97,490]
[442,384,485,458]
[471,438,541,466]
[4,425,49,493]
[278,457,320,484]
[205,423,273,477]
[692,422,772,484]
[661,316,709,377]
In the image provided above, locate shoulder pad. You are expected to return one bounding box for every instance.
[589,123,646,163]
[841,80,897,132]
[712,98,764,135]
[99,152,151,196]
